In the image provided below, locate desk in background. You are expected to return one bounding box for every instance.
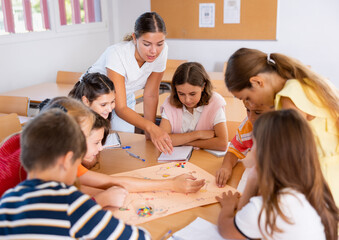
[1,83,74,104]
[96,132,245,239]
[135,92,246,122]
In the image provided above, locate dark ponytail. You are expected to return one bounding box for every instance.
[124,12,166,41]
[68,72,114,104]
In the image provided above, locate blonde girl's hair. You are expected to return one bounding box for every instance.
[123,12,166,41]
[253,109,338,240]
[40,97,95,133]
[225,48,339,129]
[170,62,213,108]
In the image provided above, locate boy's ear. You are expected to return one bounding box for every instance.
[58,151,74,171]
[249,76,264,88]
[81,96,90,107]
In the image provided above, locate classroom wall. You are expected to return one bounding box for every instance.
[111,0,339,88]
[1,0,338,94]
[0,4,111,93]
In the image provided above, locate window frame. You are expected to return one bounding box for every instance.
[0,0,108,45]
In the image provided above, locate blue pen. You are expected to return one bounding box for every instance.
[160,230,172,240]
[126,150,145,162]
[122,146,131,149]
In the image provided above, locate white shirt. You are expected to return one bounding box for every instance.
[162,105,226,133]
[89,41,168,95]
[235,188,325,240]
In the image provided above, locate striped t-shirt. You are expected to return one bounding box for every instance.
[228,117,253,159]
[0,179,150,240]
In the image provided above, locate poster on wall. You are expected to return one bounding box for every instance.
[199,3,215,28]
[223,0,241,24]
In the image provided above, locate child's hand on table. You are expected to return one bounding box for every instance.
[216,190,241,216]
[94,186,128,208]
[215,165,233,188]
[172,174,205,193]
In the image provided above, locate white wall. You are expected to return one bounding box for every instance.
[1,0,338,94]
[112,0,339,88]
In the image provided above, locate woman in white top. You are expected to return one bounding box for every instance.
[88,12,172,153]
[216,109,338,240]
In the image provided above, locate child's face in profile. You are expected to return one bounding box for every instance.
[176,83,204,111]
[242,138,257,168]
[82,127,104,169]
[244,101,273,124]
[88,92,115,119]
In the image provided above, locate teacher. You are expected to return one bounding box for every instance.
[88,12,173,153]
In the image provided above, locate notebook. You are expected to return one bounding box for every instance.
[203,149,227,157]
[103,132,121,149]
[158,146,193,162]
[203,142,230,157]
[168,217,227,240]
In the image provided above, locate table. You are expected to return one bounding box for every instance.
[0,113,31,125]
[1,82,74,104]
[2,82,145,104]
[96,132,245,239]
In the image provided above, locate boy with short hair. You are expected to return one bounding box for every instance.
[0,109,150,239]
[215,101,273,187]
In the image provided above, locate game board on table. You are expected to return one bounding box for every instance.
[109,162,237,225]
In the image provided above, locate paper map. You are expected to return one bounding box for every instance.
[109,162,236,224]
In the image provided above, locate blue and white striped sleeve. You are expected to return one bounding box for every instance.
[67,190,150,240]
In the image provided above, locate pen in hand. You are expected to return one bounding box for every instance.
[126,150,146,162]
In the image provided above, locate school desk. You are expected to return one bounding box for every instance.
[0,113,31,125]
[95,132,245,239]
[2,83,145,105]
[134,92,246,122]
[162,71,225,83]
[1,83,74,104]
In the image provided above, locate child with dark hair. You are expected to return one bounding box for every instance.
[159,62,228,151]
[0,109,150,239]
[69,72,115,120]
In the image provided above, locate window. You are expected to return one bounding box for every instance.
[0,0,50,34]
[58,0,102,26]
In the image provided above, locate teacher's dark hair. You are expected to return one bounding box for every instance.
[124,12,167,41]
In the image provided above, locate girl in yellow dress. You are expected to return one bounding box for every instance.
[224,48,339,205]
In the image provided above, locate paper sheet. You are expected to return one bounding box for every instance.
[199,3,215,28]
[109,162,236,225]
[168,217,228,240]
[223,0,241,24]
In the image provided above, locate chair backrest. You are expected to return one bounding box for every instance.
[166,59,188,70]
[0,95,30,116]
[223,61,228,74]
[0,113,21,143]
[56,71,83,84]
[226,121,241,142]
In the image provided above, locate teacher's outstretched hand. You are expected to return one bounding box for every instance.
[147,124,173,154]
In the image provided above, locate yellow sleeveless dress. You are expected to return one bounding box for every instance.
[275,79,339,205]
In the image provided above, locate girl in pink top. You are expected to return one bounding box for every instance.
[160,62,228,151]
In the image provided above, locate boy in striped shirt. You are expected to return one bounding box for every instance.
[215,101,273,187]
[0,109,150,239]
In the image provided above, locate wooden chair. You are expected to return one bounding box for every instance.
[56,71,83,84]
[166,59,188,70]
[226,121,241,142]
[0,95,30,116]
[0,113,21,143]
[223,61,228,74]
